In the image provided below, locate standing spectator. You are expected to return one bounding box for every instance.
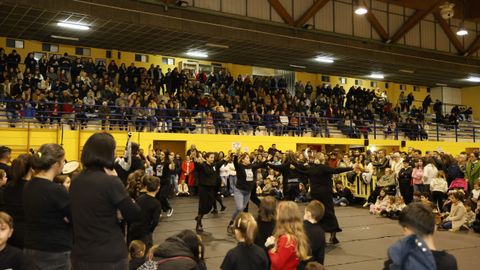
[6,50,20,70]
[303,200,326,265]
[383,203,457,270]
[221,212,269,270]
[2,154,33,249]
[23,144,71,270]
[266,201,310,270]
[422,94,432,114]
[254,196,276,249]
[0,146,12,181]
[430,171,448,211]
[423,159,438,193]
[465,152,480,189]
[70,133,141,270]
[412,159,425,193]
[398,159,413,204]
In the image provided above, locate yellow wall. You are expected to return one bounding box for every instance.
[2,128,478,161]
[461,86,480,120]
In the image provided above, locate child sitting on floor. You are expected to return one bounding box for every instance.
[333,181,354,206]
[472,200,480,233]
[380,196,397,218]
[370,189,389,215]
[440,191,467,231]
[412,191,422,203]
[420,192,436,211]
[295,183,308,203]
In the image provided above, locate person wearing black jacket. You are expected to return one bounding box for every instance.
[128,175,161,250]
[23,143,72,270]
[398,159,414,204]
[70,133,141,270]
[294,160,353,244]
[303,200,326,265]
[227,151,266,233]
[154,151,174,217]
[194,152,223,232]
[267,152,303,201]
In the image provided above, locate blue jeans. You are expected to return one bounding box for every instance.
[171,174,178,194]
[24,249,70,270]
[71,257,128,270]
[231,186,251,221]
[228,176,237,195]
[333,197,350,206]
[441,221,452,229]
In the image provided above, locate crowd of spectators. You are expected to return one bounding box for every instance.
[0,47,473,140]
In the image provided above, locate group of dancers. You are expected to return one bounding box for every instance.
[191,147,355,243]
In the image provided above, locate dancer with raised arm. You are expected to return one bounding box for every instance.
[294,151,353,244]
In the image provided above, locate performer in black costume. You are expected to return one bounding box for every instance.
[194,152,223,232]
[151,150,174,217]
[267,152,303,201]
[294,155,353,244]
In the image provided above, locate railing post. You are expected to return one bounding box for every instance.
[455,125,458,142]
[373,121,377,140]
[473,127,476,143]
[200,112,204,134]
[436,123,440,141]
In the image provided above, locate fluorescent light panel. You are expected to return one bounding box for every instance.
[370,73,384,79]
[315,56,334,63]
[456,28,468,36]
[205,43,229,49]
[50,35,79,41]
[186,51,208,58]
[466,76,480,83]
[289,64,306,69]
[57,22,90,31]
[354,6,368,15]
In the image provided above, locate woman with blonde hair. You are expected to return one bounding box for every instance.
[221,212,269,270]
[266,201,311,270]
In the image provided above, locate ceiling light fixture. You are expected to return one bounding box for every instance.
[354,1,368,15]
[399,69,415,74]
[466,76,480,83]
[435,83,448,87]
[456,25,468,36]
[369,73,384,79]
[205,43,229,49]
[50,35,79,41]
[315,56,334,63]
[186,51,208,58]
[57,22,90,31]
[289,64,306,69]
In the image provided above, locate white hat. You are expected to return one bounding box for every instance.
[62,161,80,175]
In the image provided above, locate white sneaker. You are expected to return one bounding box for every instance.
[340,202,347,207]
[166,208,174,217]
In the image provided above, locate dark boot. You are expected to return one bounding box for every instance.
[329,232,339,244]
[227,220,234,234]
[195,215,204,232]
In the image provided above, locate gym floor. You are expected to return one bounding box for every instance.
[153,197,480,270]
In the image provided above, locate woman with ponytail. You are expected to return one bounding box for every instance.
[266,201,311,270]
[23,144,72,270]
[221,212,269,270]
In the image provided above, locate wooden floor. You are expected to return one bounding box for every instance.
[153,196,480,270]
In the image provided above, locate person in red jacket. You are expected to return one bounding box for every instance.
[179,154,195,196]
[266,201,310,270]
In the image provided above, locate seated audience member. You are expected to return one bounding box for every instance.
[380,196,396,218]
[384,203,457,270]
[254,196,276,249]
[440,192,467,231]
[303,200,326,265]
[0,211,39,270]
[141,230,206,270]
[333,181,353,206]
[465,201,476,229]
[295,183,308,203]
[266,201,310,270]
[221,212,269,270]
[0,169,6,208]
[129,240,146,270]
[469,179,480,207]
[472,201,480,233]
[370,189,389,215]
[53,174,71,191]
[412,191,421,203]
[420,192,436,211]
[128,176,161,249]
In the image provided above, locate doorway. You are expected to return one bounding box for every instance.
[153,140,187,158]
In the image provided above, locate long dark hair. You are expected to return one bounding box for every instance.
[81,133,116,170]
[11,154,33,185]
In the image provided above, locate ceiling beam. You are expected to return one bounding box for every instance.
[268,0,294,25]
[464,35,480,56]
[365,2,389,42]
[294,0,330,27]
[388,0,441,44]
[433,11,464,54]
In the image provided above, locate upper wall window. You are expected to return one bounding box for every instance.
[162,57,175,65]
[42,43,59,53]
[75,47,91,56]
[135,54,149,63]
[6,38,24,49]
